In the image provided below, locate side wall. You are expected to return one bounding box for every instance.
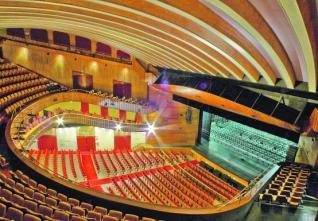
[2,41,147,99]
[297,135,318,168]
[146,86,199,147]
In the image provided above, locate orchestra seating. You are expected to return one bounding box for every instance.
[0,154,157,221]
[259,164,311,207]
[209,115,295,165]
[27,150,241,208]
[0,58,65,117]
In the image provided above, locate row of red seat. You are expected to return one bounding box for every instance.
[27,150,241,208]
[184,165,239,201]
[30,150,193,180]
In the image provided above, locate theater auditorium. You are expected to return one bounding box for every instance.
[0,1,317,221]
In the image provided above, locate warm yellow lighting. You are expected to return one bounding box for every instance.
[120,67,129,81]
[54,54,65,73]
[89,61,98,72]
[16,47,29,63]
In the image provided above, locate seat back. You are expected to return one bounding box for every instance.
[1,188,12,201]
[0,202,6,217]
[108,210,122,220]
[80,202,93,211]
[28,179,37,189]
[5,207,23,221]
[87,210,101,221]
[57,193,68,202]
[24,213,41,221]
[24,187,34,198]
[15,182,25,193]
[94,206,108,216]
[72,206,85,216]
[37,184,47,193]
[70,216,87,221]
[34,192,45,202]
[5,177,15,187]
[47,188,57,197]
[38,205,53,217]
[24,199,38,212]
[53,210,69,221]
[123,214,139,221]
[58,201,72,211]
[102,215,118,221]
[12,193,24,206]
[68,198,80,207]
[46,197,57,207]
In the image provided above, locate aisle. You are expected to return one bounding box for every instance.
[81,153,98,180]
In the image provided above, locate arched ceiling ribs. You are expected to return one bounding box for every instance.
[0,7,235,77]
[0,1,253,80]
[0,18,199,72]
[0,20,169,69]
[0,0,315,92]
[200,0,296,88]
[277,0,317,92]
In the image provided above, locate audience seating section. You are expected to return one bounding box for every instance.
[27,149,241,208]
[0,58,66,117]
[259,164,311,207]
[0,154,158,221]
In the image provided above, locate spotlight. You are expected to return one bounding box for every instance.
[115,124,122,131]
[147,123,155,134]
[56,118,64,126]
[198,82,208,90]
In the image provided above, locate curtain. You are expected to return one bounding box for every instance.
[37,135,57,150]
[101,106,108,119]
[77,136,96,151]
[81,102,89,114]
[119,110,126,122]
[135,112,143,123]
[114,135,131,151]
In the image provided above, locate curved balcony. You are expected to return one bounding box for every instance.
[5,91,279,220]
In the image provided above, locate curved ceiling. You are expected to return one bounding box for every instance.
[0,0,317,92]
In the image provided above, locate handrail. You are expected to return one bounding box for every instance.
[69,89,158,113]
[214,164,277,211]
[1,35,132,65]
[13,112,149,151]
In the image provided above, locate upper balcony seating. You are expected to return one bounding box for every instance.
[0,153,157,221]
[0,59,66,117]
[259,163,311,207]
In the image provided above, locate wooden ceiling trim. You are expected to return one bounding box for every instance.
[278,0,316,92]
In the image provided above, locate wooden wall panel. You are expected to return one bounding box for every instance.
[2,41,147,99]
[146,86,199,146]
